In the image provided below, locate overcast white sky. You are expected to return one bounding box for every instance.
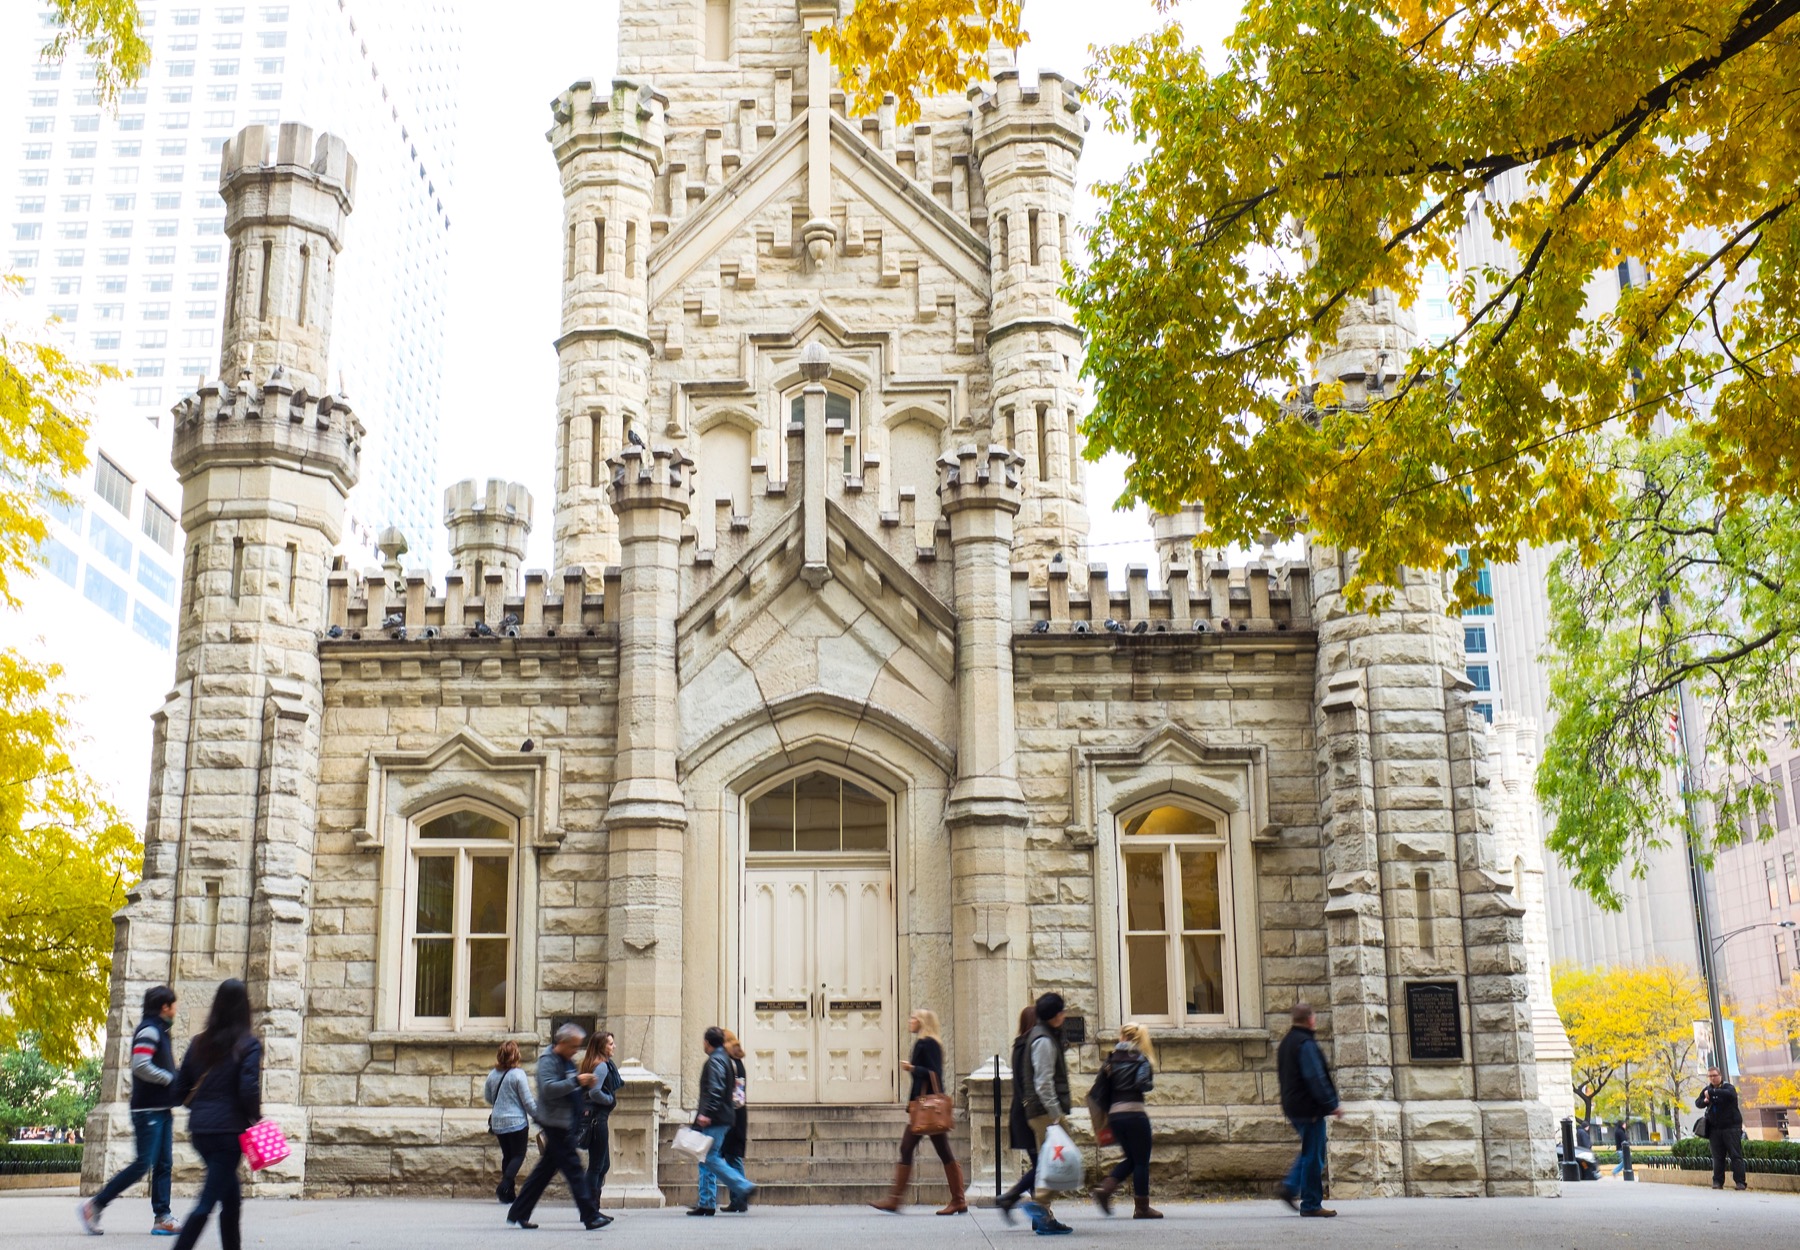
[437,0,1241,576]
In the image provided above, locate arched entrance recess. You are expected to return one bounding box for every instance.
[678,695,953,1108]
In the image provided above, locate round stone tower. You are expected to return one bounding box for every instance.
[443,478,534,597]
[547,78,668,573]
[970,71,1090,577]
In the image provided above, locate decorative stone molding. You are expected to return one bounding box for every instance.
[354,726,564,852]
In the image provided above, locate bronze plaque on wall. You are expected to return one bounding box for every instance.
[1404,981,1464,1062]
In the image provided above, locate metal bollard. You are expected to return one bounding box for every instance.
[1621,1140,1635,1182]
[1560,1117,1581,1182]
[993,1054,1002,1199]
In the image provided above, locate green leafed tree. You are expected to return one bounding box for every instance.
[1538,434,1799,903]
[38,1,152,106]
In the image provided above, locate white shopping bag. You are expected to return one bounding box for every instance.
[672,1124,714,1164]
[1037,1122,1084,1191]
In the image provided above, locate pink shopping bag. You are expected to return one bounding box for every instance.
[239,1119,290,1171]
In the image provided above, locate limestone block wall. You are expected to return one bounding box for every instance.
[299,638,619,1195]
[1010,624,1329,1190]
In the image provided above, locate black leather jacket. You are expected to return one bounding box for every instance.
[697,1046,737,1129]
[1101,1044,1154,1106]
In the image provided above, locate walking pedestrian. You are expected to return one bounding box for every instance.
[506,1023,609,1230]
[484,1041,538,1205]
[1089,1022,1161,1219]
[578,1030,623,1216]
[166,979,262,1250]
[1017,993,1075,1236]
[1610,1121,1629,1177]
[1275,1002,1343,1218]
[994,1005,1041,1226]
[79,984,181,1236]
[688,1025,756,1216]
[719,1028,750,1213]
[871,1009,966,1215]
[1696,1067,1747,1190]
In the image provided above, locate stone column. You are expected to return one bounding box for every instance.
[939,445,1031,1079]
[604,445,691,1096]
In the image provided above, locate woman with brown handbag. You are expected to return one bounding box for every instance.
[871,1009,964,1214]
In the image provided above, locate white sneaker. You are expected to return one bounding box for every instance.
[77,1199,103,1235]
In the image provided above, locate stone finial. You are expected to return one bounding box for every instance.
[443,479,534,597]
[1151,506,1206,585]
[798,342,833,383]
[376,527,409,589]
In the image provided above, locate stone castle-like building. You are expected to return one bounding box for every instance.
[87,1,1558,1203]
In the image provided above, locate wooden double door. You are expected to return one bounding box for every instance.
[742,865,894,1104]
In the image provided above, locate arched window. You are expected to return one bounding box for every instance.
[402,801,517,1028]
[1119,804,1232,1023]
[747,771,888,854]
[789,387,857,474]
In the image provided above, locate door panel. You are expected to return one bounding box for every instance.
[817,870,893,1102]
[744,866,893,1104]
[745,870,817,1104]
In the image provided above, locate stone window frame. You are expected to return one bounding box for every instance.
[1115,798,1237,1028]
[1075,725,1274,1039]
[399,797,521,1031]
[359,727,561,1038]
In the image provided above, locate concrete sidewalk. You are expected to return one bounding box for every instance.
[4,1180,1788,1249]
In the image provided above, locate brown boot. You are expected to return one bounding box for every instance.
[1133,1194,1164,1219]
[871,1162,912,1213]
[936,1159,968,1214]
[1091,1175,1122,1216]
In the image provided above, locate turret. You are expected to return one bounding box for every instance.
[547,79,668,573]
[215,123,356,398]
[444,478,534,597]
[1151,506,1207,587]
[970,71,1089,577]
[88,121,360,1197]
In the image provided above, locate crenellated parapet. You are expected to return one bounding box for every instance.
[938,443,1025,517]
[324,564,614,638]
[1015,557,1314,635]
[547,78,669,171]
[969,70,1088,160]
[170,374,363,539]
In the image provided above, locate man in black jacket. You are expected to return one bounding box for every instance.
[1697,1067,1747,1190]
[507,1024,607,1230]
[690,1026,756,1216]
[1275,1002,1343,1218]
[81,985,179,1236]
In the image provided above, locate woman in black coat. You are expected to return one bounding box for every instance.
[995,1004,1040,1224]
[578,1030,624,1215]
[168,979,263,1250]
[871,1009,965,1215]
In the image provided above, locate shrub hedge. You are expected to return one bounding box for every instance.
[0,1142,83,1174]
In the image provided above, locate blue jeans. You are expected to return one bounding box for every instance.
[1284,1116,1329,1212]
[93,1108,174,1219]
[694,1124,753,1208]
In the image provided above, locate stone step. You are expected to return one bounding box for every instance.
[660,1180,970,1208]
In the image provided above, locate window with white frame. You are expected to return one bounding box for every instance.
[789,387,858,474]
[1118,804,1234,1024]
[403,804,517,1028]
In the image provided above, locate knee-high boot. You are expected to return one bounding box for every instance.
[936,1159,967,1214]
[871,1163,912,1213]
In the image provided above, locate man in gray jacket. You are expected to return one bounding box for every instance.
[1018,993,1074,1236]
[506,1024,609,1230]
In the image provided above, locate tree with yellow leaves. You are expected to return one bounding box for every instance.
[1554,963,1653,1125]
[825,0,1800,895]
[1737,974,1800,1110]
[1,1,149,1065]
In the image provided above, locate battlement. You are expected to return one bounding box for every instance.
[1015,557,1313,635]
[444,478,534,528]
[219,122,356,215]
[970,69,1088,156]
[323,565,615,639]
[548,78,669,170]
[939,443,1024,514]
[170,369,362,497]
[609,445,694,512]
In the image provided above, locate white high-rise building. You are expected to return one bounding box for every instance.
[0,0,461,810]
[1,0,461,565]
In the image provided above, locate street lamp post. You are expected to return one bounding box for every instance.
[1673,679,1730,1078]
